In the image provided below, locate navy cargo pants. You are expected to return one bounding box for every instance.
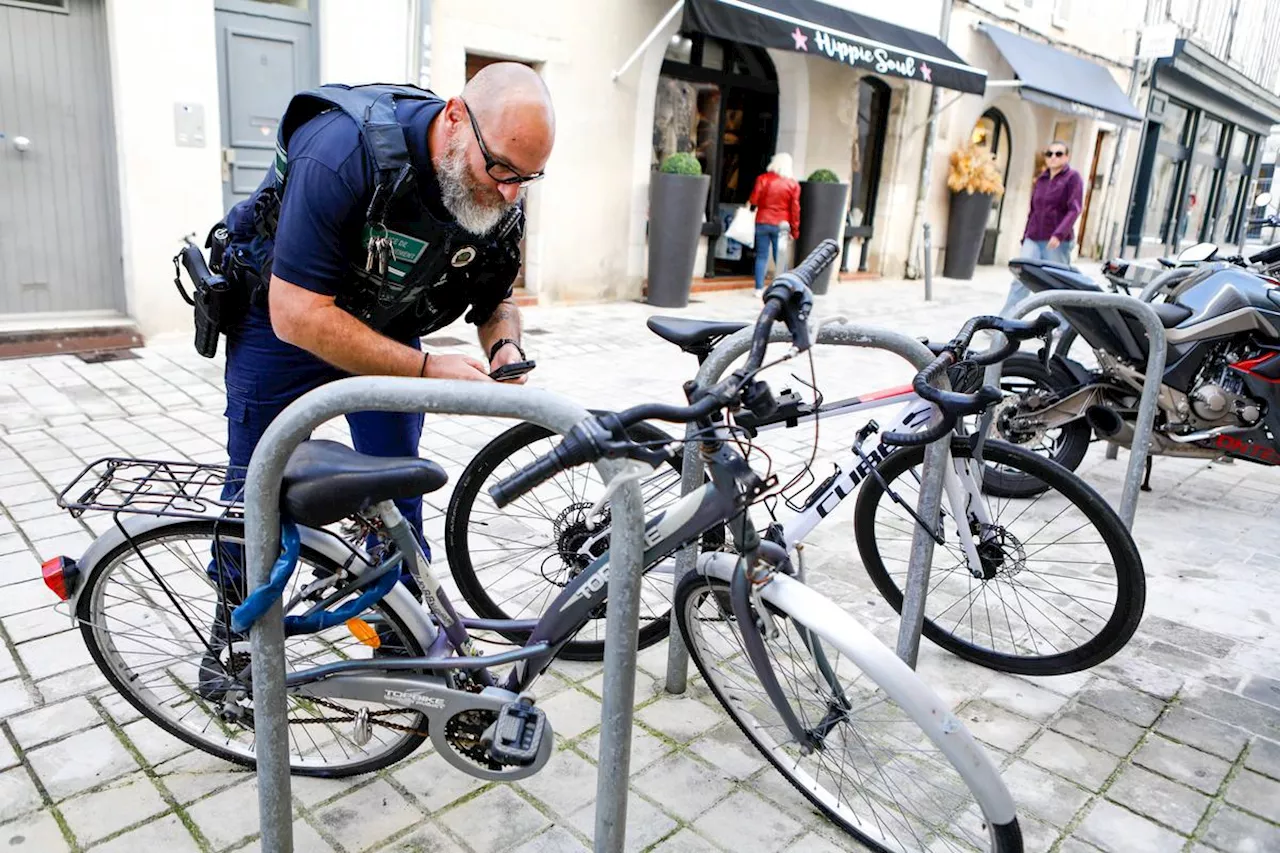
[213,308,428,595]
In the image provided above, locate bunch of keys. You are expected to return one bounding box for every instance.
[365,230,391,277]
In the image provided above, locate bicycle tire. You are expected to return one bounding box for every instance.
[982,352,1091,498]
[855,438,1144,675]
[445,420,681,660]
[77,519,429,777]
[675,567,1023,852]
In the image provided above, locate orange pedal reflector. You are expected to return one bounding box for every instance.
[346,618,381,649]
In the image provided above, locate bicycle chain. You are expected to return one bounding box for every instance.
[288,695,427,736]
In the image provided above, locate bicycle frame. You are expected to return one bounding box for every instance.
[758,385,995,575]
[283,382,995,714]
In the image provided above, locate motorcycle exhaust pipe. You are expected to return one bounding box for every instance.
[1085,405,1134,445]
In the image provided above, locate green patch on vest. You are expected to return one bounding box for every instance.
[361,225,428,280]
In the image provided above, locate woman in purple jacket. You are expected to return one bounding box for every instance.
[1002,140,1083,315]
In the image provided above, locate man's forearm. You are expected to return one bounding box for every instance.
[289,303,425,377]
[478,299,523,358]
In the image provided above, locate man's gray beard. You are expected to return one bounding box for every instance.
[438,137,510,236]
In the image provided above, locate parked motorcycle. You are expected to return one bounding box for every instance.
[986,209,1280,494]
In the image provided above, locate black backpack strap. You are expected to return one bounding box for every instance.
[275,83,437,192]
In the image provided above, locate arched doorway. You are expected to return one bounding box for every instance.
[843,77,890,272]
[652,33,778,277]
[973,107,1012,264]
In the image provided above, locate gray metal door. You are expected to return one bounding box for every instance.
[215,0,316,211]
[0,0,124,317]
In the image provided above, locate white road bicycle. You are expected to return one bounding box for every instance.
[445,298,1145,676]
[481,241,1025,850]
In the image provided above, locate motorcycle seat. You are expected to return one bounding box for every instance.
[1150,302,1193,328]
[1008,258,1102,293]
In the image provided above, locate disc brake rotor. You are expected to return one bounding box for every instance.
[976,524,1027,580]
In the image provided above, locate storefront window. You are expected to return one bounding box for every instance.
[1180,161,1215,245]
[1131,94,1266,252]
[844,78,891,272]
[652,78,720,177]
[1195,116,1225,155]
[1222,130,1257,243]
[971,108,1012,265]
[653,33,778,277]
[1143,152,1183,244]
[1159,102,1191,145]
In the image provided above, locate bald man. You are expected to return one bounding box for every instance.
[209,65,554,585]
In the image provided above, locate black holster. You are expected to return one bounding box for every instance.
[172,224,248,358]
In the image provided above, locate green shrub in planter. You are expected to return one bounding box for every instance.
[806,168,840,183]
[648,152,710,307]
[660,153,702,176]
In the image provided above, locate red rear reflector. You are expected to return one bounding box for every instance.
[41,556,78,601]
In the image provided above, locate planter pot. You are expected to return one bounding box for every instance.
[647,171,711,308]
[796,181,849,294]
[943,191,996,280]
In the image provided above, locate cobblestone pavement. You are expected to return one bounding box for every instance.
[0,266,1278,852]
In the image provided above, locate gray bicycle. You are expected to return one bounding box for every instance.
[45,242,1023,851]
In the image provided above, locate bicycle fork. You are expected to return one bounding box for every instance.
[941,457,1000,580]
[726,541,850,755]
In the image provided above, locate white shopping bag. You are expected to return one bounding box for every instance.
[725,206,756,247]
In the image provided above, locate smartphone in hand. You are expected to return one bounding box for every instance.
[489,360,536,381]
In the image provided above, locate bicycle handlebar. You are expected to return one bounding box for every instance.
[881,314,1060,448]
[488,240,841,507]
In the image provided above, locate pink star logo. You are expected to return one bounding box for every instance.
[920,62,932,82]
[791,27,808,51]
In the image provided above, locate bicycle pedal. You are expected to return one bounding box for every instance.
[486,699,546,767]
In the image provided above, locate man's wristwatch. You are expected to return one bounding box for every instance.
[488,338,525,362]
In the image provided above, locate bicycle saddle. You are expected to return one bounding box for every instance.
[647,316,748,355]
[281,439,447,528]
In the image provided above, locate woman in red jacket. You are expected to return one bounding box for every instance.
[748,152,801,291]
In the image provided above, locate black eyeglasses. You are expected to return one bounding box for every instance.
[460,97,545,186]
[1044,150,1067,158]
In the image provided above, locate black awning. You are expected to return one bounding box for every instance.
[979,23,1142,125]
[683,0,987,95]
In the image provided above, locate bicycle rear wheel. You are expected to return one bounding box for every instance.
[676,567,1022,852]
[445,420,685,660]
[77,519,429,777]
[856,438,1145,675]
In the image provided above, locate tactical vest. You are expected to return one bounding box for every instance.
[249,83,522,340]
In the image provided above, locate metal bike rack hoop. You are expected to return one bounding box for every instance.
[664,321,952,691]
[241,377,645,853]
[988,290,1167,529]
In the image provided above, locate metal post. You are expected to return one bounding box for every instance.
[922,223,934,301]
[665,323,944,687]
[242,379,643,852]
[897,437,949,668]
[982,291,1167,528]
[594,474,644,850]
[777,223,792,275]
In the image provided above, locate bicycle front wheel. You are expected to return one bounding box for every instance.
[856,438,1145,675]
[676,567,1022,852]
[445,420,685,660]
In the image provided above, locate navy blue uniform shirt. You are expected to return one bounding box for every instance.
[225,98,448,299]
